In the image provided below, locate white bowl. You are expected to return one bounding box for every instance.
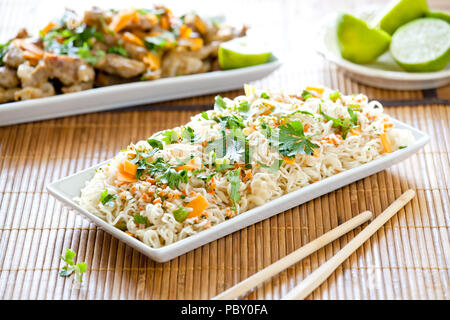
[47,119,429,262]
[316,12,450,90]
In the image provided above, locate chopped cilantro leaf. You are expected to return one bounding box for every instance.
[278,120,319,156]
[147,138,164,149]
[214,95,227,111]
[260,92,270,99]
[99,189,116,206]
[329,91,341,102]
[227,168,241,207]
[134,213,150,227]
[301,90,313,100]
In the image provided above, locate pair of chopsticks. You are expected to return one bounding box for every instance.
[212,189,415,300]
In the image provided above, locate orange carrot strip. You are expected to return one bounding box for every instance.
[283,157,296,165]
[380,133,392,153]
[109,9,137,33]
[122,31,144,46]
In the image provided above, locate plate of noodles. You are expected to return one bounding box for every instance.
[47,85,429,262]
[0,6,279,126]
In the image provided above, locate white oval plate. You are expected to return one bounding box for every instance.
[316,12,450,90]
[0,56,280,127]
[47,119,429,263]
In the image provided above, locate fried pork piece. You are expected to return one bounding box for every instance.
[94,72,140,86]
[61,81,94,93]
[16,62,48,87]
[44,54,95,85]
[0,66,19,88]
[83,6,111,27]
[95,53,146,78]
[161,45,216,77]
[14,82,55,101]
[3,45,26,68]
[0,87,19,103]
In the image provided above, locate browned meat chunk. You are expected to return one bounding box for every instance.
[44,54,95,85]
[3,45,26,68]
[17,62,48,87]
[14,82,55,101]
[95,53,146,78]
[0,87,19,103]
[83,6,109,27]
[61,81,94,94]
[161,45,216,77]
[0,66,19,88]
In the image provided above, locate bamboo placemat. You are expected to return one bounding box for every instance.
[0,0,449,300]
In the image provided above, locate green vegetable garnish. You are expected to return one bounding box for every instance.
[134,213,150,227]
[227,168,241,207]
[214,95,228,111]
[319,105,359,139]
[59,249,87,284]
[278,120,319,157]
[260,92,270,99]
[99,189,116,206]
[147,138,164,150]
[329,91,341,102]
[107,45,128,57]
[173,206,191,222]
[301,90,313,100]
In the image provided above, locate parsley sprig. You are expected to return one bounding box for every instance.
[278,120,319,157]
[319,105,359,139]
[59,249,87,284]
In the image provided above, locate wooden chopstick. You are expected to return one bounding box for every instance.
[212,210,373,300]
[282,189,415,300]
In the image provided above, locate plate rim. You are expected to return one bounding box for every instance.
[46,118,429,262]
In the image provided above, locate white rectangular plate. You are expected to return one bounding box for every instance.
[0,56,280,127]
[47,119,429,262]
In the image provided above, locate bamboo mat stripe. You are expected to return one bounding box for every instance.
[0,0,449,300]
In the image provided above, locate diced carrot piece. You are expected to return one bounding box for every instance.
[283,157,296,165]
[122,32,144,46]
[313,148,320,157]
[123,160,138,176]
[117,160,138,183]
[305,86,324,97]
[380,133,392,153]
[14,39,44,59]
[186,37,203,51]
[117,171,138,183]
[176,159,197,171]
[179,24,192,38]
[186,194,209,219]
[109,9,137,33]
[350,128,360,136]
[142,51,161,70]
[41,21,57,35]
[160,15,170,30]
[304,123,311,132]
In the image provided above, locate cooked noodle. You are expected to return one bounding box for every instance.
[76,85,414,248]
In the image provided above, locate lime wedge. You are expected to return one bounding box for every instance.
[426,10,450,23]
[390,18,450,72]
[373,0,428,34]
[218,37,272,70]
[336,13,391,64]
